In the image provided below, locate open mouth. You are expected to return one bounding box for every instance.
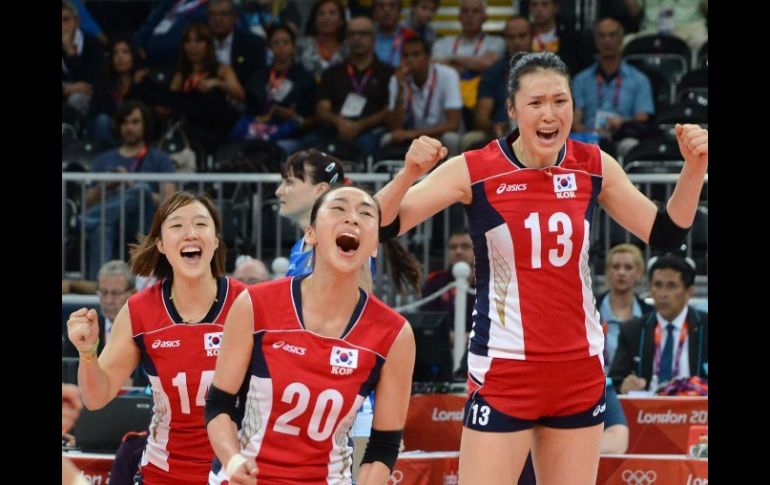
[336,233,360,254]
[537,129,558,141]
[181,247,203,261]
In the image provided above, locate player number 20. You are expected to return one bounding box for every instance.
[274,383,345,441]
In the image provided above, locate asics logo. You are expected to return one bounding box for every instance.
[151,339,180,349]
[272,340,307,356]
[496,183,528,194]
[621,470,657,485]
[593,403,606,417]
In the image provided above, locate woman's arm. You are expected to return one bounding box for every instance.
[206,291,257,480]
[357,323,415,484]
[598,124,708,243]
[72,305,141,410]
[375,136,469,235]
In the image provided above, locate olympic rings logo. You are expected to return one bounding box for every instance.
[387,470,404,485]
[621,470,657,484]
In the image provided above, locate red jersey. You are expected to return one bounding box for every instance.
[464,132,604,362]
[210,276,407,485]
[129,276,246,482]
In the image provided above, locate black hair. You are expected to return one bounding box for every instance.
[304,0,347,42]
[280,149,347,186]
[594,16,626,36]
[648,254,696,288]
[402,35,430,55]
[309,185,421,295]
[268,22,297,44]
[507,51,571,102]
[449,226,470,238]
[113,100,154,144]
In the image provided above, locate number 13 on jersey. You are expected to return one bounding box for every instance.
[523,211,574,269]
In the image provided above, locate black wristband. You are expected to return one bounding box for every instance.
[648,207,689,252]
[361,428,403,472]
[204,384,239,427]
[379,214,401,241]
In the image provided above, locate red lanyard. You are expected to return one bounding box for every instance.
[347,64,374,95]
[452,33,485,56]
[405,66,437,127]
[653,320,689,380]
[128,145,148,173]
[596,72,623,110]
[387,27,405,65]
[266,67,288,106]
[182,71,207,93]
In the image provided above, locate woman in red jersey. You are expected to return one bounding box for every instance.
[67,191,247,483]
[374,51,708,484]
[206,186,418,485]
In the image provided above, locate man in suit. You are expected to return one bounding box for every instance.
[208,0,267,89]
[609,254,708,393]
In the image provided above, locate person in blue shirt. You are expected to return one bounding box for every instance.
[572,17,655,158]
[83,100,176,280]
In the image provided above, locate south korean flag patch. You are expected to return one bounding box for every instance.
[330,346,359,369]
[204,332,223,350]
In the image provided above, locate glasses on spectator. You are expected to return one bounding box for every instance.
[98,288,131,298]
[347,30,374,37]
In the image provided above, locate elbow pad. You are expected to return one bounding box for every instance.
[379,214,401,242]
[361,428,403,472]
[204,384,239,427]
[648,207,689,252]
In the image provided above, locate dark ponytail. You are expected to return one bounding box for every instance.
[382,239,421,296]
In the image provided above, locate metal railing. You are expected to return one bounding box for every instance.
[62,172,707,303]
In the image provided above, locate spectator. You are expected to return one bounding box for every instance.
[461,15,533,151]
[403,0,439,50]
[63,260,148,386]
[168,23,246,153]
[431,0,505,127]
[315,16,394,159]
[420,227,475,339]
[382,35,462,158]
[298,0,350,83]
[529,0,593,75]
[572,17,655,158]
[83,101,176,280]
[232,255,272,284]
[372,0,417,68]
[208,0,267,88]
[609,254,708,394]
[235,23,317,154]
[595,243,652,367]
[62,0,105,123]
[87,37,149,146]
